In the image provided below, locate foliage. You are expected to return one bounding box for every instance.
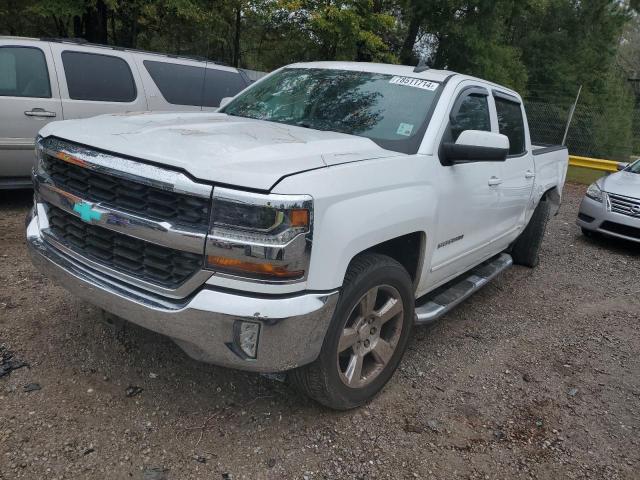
[1,0,638,157]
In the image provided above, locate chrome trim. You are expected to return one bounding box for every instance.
[38,136,212,199]
[416,253,513,325]
[0,138,35,150]
[34,173,207,254]
[206,187,313,284]
[27,211,339,372]
[607,192,640,218]
[35,202,211,299]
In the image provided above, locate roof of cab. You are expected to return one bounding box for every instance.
[288,61,454,83]
[287,61,521,100]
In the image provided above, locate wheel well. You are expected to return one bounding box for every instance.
[359,232,424,285]
[543,186,561,215]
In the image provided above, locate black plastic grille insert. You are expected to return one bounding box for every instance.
[46,205,203,287]
[600,221,640,240]
[42,154,210,229]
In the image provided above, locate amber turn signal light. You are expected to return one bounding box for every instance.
[289,208,310,228]
[207,255,304,279]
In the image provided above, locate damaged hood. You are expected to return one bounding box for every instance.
[39,112,395,190]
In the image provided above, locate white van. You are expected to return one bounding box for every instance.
[0,37,251,188]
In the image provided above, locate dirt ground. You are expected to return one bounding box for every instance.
[0,183,638,480]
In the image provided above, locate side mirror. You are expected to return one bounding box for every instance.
[617,162,629,171]
[219,97,233,109]
[442,130,510,165]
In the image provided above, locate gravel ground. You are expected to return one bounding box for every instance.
[0,183,639,480]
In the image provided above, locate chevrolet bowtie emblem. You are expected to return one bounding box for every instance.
[73,201,102,223]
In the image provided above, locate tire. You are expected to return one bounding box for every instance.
[511,198,551,268]
[581,227,594,238]
[289,253,414,410]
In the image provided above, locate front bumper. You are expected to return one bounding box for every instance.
[576,195,640,243]
[27,208,339,373]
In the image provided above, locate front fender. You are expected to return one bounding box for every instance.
[272,157,438,291]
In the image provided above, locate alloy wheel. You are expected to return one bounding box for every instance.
[336,285,404,388]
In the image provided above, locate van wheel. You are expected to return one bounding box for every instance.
[289,253,414,410]
[511,198,551,268]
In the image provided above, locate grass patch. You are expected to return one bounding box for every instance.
[566,166,608,185]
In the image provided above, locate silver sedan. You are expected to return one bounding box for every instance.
[576,160,640,243]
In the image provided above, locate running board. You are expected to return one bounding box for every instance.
[414,253,513,325]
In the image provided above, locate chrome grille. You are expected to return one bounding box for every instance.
[608,192,640,218]
[42,153,210,228]
[45,205,203,288]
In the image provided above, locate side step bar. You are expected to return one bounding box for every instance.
[414,253,513,325]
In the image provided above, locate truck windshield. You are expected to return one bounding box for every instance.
[222,68,441,154]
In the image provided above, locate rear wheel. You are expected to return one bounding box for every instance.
[511,198,551,268]
[289,253,414,410]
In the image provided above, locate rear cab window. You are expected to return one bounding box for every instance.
[61,51,137,102]
[0,46,51,98]
[494,94,526,155]
[144,60,248,107]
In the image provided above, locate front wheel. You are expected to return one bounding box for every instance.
[289,253,414,410]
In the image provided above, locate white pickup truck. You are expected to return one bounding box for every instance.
[27,62,568,409]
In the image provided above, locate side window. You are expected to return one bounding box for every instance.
[0,47,51,98]
[495,97,526,155]
[450,94,491,141]
[202,69,248,107]
[62,51,137,102]
[144,60,205,106]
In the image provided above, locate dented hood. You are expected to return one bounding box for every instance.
[39,112,394,190]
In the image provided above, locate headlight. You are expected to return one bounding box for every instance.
[585,182,603,202]
[205,187,312,282]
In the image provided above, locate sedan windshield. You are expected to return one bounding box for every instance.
[222,68,442,154]
[627,159,640,173]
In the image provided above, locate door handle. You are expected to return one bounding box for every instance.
[24,108,57,118]
[488,176,503,186]
[525,170,536,179]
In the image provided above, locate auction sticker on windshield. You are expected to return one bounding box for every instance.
[396,123,414,136]
[389,76,439,91]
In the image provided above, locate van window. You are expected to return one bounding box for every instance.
[202,69,248,107]
[143,60,205,106]
[144,60,247,107]
[495,97,526,155]
[450,94,491,141]
[0,47,51,98]
[62,51,137,102]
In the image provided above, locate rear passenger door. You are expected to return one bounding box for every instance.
[492,91,535,238]
[49,44,147,119]
[0,40,62,182]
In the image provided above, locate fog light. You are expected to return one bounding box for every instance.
[234,321,260,359]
